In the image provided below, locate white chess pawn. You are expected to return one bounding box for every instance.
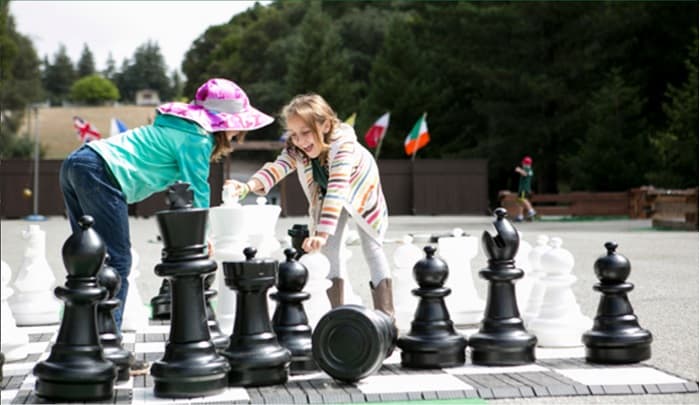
[514,231,534,312]
[298,252,331,328]
[246,196,281,259]
[392,235,424,332]
[528,237,592,347]
[9,224,61,325]
[522,234,551,325]
[340,225,362,306]
[121,248,150,332]
[438,228,484,325]
[1,260,30,361]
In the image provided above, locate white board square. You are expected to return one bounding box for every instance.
[555,367,687,385]
[356,374,473,394]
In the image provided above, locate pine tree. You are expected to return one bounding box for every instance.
[76,43,96,78]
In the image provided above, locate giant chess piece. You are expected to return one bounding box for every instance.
[288,224,310,260]
[271,248,316,374]
[247,197,282,258]
[392,235,425,332]
[522,234,551,325]
[397,246,467,368]
[528,237,592,347]
[9,224,61,325]
[33,216,116,401]
[313,305,396,382]
[204,273,229,350]
[149,280,171,320]
[97,259,133,381]
[222,247,291,386]
[437,229,484,325]
[121,248,150,331]
[468,208,536,366]
[150,182,230,398]
[1,260,29,362]
[582,242,652,364]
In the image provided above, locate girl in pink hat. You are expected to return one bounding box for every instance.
[228,93,395,322]
[59,78,273,374]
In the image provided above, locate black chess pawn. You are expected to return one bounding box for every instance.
[150,182,230,398]
[97,258,133,381]
[204,273,229,350]
[312,305,396,382]
[468,208,537,366]
[33,215,117,401]
[288,224,309,259]
[397,246,467,368]
[582,242,653,364]
[271,248,316,374]
[222,247,291,386]
[150,279,171,320]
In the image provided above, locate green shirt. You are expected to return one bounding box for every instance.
[88,114,214,208]
[518,166,533,193]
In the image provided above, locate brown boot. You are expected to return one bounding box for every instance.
[326,278,345,308]
[370,278,395,320]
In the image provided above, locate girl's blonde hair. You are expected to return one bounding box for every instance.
[211,131,246,162]
[281,94,340,160]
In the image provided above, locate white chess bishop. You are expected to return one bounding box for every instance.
[1,260,30,361]
[9,224,61,326]
[528,237,592,347]
[438,228,484,325]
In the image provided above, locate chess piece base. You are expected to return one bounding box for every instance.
[398,333,467,369]
[585,345,651,364]
[227,364,289,387]
[154,377,228,399]
[34,359,116,401]
[290,358,318,374]
[469,332,536,366]
[151,342,229,398]
[35,379,113,401]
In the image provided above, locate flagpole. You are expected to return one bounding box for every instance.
[26,104,46,222]
[374,134,384,160]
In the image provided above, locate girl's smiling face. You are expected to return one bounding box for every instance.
[286,114,329,159]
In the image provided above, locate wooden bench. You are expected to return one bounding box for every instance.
[498,190,629,218]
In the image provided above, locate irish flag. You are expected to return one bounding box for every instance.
[364,112,390,148]
[404,113,430,156]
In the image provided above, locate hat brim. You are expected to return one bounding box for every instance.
[157,102,274,133]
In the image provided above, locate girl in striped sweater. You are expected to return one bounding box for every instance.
[229,94,395,319]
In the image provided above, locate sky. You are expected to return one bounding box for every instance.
[10,1,270,77]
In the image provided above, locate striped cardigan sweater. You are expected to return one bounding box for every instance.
[251,123,388,241]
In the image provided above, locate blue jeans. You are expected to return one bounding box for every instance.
[59,145,131,329]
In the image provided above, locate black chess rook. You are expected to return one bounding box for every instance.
[97,258,133,381]
[582,242,653,364]
[149,279,171,320]
[271,248,316,374]
[222,247,291,386]
[468,208,537,366]
[33,215,117,401]
[149,182,230,398]
[397,246,467,368]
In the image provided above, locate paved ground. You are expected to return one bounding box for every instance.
[1,214,697,404]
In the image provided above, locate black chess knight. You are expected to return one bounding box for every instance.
[582,242,653,364]
[149,182,230,398]
[468,208,536,366]
[33,215,117,401]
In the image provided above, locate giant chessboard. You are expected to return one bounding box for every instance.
[2,322,697,404]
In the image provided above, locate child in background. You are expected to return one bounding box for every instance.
[59,78,274,374]
[229,93,395,320]
[514,155,536,222]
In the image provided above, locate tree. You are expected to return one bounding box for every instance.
[42,44,76,105]
[70,74,119,105]
[170,70,184,101]
[116,41,171,102]
[103,52,117,81]
[647,33,699,188]
[0,1,43,158]
[76,43,96,78]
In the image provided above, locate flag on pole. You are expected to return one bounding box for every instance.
[364,112,390,149]
[344,112,357,127]
[73,116,101,143]
[404,113,430,156]
[110,118,128,137]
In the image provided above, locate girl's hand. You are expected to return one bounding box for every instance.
[224,179,250,200]
[302,233,328,252]
[207,239,214,257]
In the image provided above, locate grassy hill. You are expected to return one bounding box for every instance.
[19,106,157,159]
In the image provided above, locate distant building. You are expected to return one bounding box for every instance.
[135,89,160,106]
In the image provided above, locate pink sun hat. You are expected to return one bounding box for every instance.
[157,78,274,132]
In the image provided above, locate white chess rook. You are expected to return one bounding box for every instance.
[391,235,425,332]
[1,260,30,361]
[121,249,150,332]
[438,229,484,325]
[528,237,592,347]
[9,224,61,326]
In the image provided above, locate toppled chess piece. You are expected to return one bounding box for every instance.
[33,215,116,401]
[582,242,652,364]
[468,208,536,366]
[312,305,396,382]
[397,246,467,368]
